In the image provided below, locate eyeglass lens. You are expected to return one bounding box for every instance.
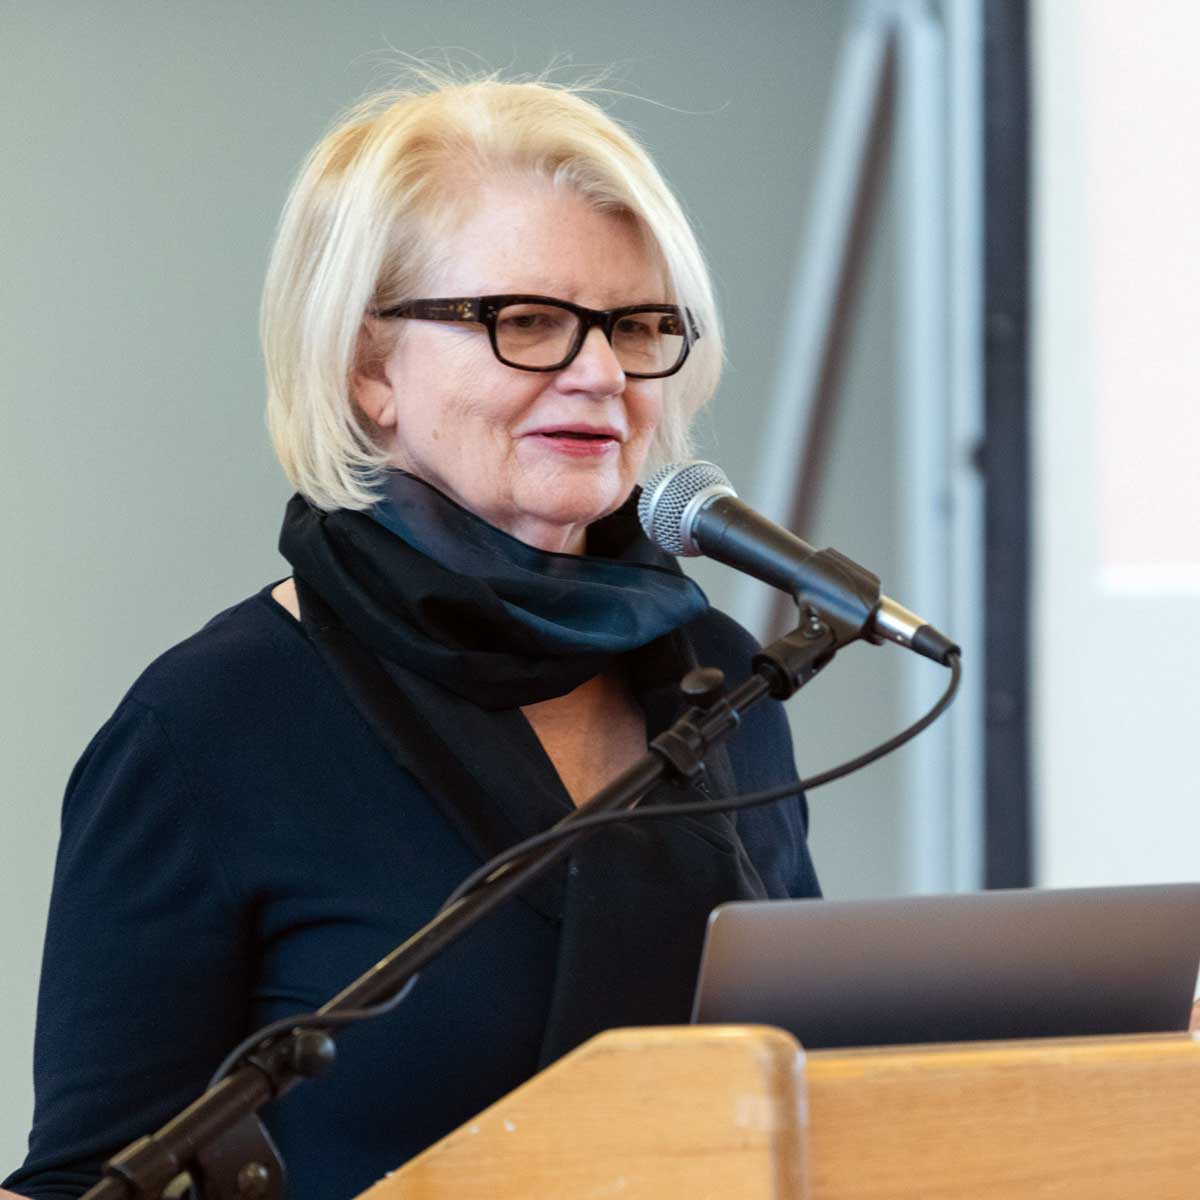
[494,302,687,375]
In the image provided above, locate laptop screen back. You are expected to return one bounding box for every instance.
[692,884,1200,1049]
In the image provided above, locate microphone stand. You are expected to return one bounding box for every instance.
[81,608,841,1200]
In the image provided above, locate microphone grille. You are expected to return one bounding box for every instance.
[638,460,735,556]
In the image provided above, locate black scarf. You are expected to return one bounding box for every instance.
[278,471,773,1065]
[278,471,708,708]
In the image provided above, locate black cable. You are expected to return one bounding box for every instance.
[208,651,960,1089]
[207,977,419,1090]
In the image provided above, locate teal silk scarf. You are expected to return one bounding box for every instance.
[279,471,708,708]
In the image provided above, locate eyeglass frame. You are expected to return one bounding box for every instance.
[371,294,700,379]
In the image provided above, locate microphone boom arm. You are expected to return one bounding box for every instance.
[80,612,842,1200]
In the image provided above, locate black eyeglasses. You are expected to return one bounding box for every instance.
[373,294,699,379]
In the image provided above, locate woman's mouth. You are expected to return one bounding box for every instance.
[528,426,622,455]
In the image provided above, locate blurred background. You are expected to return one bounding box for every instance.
[3,0,1198,1165]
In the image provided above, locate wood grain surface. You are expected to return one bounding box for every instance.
[805,1031,1200,1199]
[360,1026,805,1200]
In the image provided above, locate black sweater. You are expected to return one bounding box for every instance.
[6,586,819,1200]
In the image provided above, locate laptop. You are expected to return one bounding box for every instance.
[691,883,1200,1049]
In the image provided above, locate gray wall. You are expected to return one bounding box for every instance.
[1,0,905,1165]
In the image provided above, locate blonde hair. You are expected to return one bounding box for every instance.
[262,72,723,512]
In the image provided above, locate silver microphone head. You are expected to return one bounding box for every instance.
[637,460,738,556]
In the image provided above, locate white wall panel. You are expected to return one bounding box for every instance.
[1033,0,1200,886]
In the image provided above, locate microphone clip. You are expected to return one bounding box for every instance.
[790,548,882,650]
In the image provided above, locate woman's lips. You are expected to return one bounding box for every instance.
[525,426,622,456]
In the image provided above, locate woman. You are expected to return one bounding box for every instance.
[4,76,819,1200]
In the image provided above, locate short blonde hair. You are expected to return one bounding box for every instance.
[262,73,723,512]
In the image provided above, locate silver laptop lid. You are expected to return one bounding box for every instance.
[692,884,1200,1048]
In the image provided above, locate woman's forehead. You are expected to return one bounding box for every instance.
[425,179,667,304]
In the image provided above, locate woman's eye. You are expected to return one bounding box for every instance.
[615,317,655,340]
[499,308,569,335]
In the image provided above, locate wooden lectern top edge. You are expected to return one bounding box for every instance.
[805,1028,1200,1080]
[567,1021,802,1057]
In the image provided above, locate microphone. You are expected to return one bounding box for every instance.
[638,461,960,666]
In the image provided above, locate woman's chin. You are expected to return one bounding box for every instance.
[503,478,629,551]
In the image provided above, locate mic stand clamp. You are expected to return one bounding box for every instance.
[650,606,837,780]
[755,604,841,698]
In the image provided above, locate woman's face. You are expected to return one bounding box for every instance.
[357,179,667,554]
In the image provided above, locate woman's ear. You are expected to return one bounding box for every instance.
[351,321,398,429]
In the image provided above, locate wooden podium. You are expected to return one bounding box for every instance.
[357,1025,1200,1199]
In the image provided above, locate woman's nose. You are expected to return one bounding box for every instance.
[558,326,627,394]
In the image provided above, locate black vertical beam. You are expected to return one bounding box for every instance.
[982,0,1032,887]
